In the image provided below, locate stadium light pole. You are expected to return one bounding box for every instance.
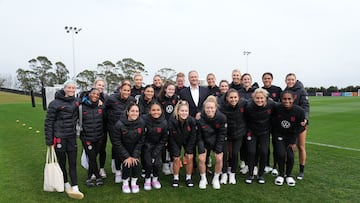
[65,26,82,78]
[243,51,251,73]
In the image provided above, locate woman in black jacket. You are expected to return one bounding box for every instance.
[158,81,179,175]
[284,73,309,180]
[272,90,306,186]
[142,102,168,191]
[197,96,227,190]
[219,89,247,185]
[44,80,83,199]
[244,88,275,185]
[106,83,135,183]
[138,85,157,116]
[80,88,105,187]
[113,103,146,193]
[168,100,197,188]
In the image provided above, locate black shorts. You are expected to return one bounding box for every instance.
[54,136,78,152]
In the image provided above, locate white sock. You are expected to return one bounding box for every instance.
[186,174,192,180]
[123,178,129,186]
[200,173,206,180]
[131,178,138,186]
[64,182,71,189]
[115,170,121,176]
[152,176,158,182]
[145,178,151,183]
[214,173,220,179]
[72,185,79,192]
[173,174,179,180]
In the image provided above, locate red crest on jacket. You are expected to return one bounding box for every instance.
[137,128,142,134]
[240,107,244,113]
[157,127,162,133]
[98,109,103,114]
[187,126,191,132]
[267,109,272,114]
[215,123,220,129]
[291,116,295,122]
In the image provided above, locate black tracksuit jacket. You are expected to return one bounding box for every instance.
[112,114,146,161]
[197,110,227,154]
[45,90,80,145]
[168,116,197,155]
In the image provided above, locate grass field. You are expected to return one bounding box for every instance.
[0,92,359,203]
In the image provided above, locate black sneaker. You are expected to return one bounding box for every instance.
[172,179,179,188]
[186,179,194,187]
[245,176,254,184]
[96,178,104,186]
[297,172,304,180]
[85,179,95,187]
[257,176,265,184]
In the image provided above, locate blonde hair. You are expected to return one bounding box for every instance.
[203,95,218,109]
[173,100,189,120]
[93,78,106,87]
[253,87,269,98]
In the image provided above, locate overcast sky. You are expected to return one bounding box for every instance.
[1,0,359,88]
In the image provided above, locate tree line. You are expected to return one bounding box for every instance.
[12,56,176,93]
[0,55,359,94]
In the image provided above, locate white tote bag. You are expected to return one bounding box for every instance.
[43,145,64,192]
[81,149,89,170]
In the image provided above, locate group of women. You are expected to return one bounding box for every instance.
[44,70,309,199]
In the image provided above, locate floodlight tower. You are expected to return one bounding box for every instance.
[65,26,82,78]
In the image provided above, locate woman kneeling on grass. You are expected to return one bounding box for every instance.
[272,90,306,186]
[44,80,84,200]
[113,103,146,193]
[168,100,197,188]
[197,96,227,189]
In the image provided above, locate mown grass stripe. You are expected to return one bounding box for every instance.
[307,141,360,152]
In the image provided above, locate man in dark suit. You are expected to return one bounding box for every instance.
[179,70,209,119]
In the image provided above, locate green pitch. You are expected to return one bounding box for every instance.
[0,92,359,202]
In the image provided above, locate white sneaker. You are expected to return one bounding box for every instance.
[111,159,116,174]
[229,173,236,184]
[253,166,258,176]
[144,179,152,191]
[122,184,131,193]
[162,163,171,175]
[220,173,228,184]
[199,178,208,189]
[264,166,273,173]
[115,171,122,183]
[212,177,220,189]
[240,165,249,174]
[271,169,279,176]
[286,177,296,187]
[151,180,161,189]
[99,168,107,178]
[275,176,284,186]
[131,184,140,193]
[240,161,246,169]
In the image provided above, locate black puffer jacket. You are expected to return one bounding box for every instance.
[44,90,80,145]
[112,114,146,161]
[245,99,276,137]
[137,95,157,116]
[105,93,135,125]
[284,80,310,121]
[230,82,242,90]
[262,85,282,102]
[219,97,247,140]
[158,95,179,120]
[80,96,105,142]
[142,113,168,159]
[238,83,259,101]
[197,110,227,154]
[168,115,197,154]
[272,104,306,144]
